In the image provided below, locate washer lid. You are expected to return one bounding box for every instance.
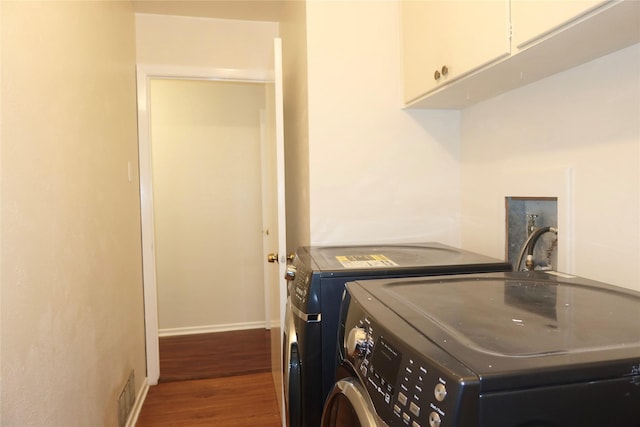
[359,271,640,391]
[304,242,510,272]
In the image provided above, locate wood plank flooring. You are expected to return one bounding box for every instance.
[137,329,280,426]
[158,329,272,382]
[137,373,281,426]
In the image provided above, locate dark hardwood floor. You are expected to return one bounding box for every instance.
[158,329,272,382]
[137,329,280,426]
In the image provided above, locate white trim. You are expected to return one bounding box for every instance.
[125,378,150,427]
[136,66,160,386]
[136,63,276,386]
[158,321,268,337]
[137,64,274,83]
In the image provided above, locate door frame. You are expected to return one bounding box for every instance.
[136,64,275,385]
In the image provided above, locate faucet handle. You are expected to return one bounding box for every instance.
[527,214,539,235]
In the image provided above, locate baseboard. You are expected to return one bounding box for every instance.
[159,321,267,337]
[126,377,150,427]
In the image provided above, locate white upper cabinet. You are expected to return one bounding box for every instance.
[401,0,511,104]
[402,0,640,109]
[511,0,610,48]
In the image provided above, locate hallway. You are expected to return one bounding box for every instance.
[136,329,280,426]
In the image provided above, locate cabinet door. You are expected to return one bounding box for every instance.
[401,0,510,104]
[512,0,611,48]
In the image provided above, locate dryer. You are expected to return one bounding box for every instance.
[283,243,512,427]
[322,271,640,427]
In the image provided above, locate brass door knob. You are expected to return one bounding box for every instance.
[267,253,279,263]
[441,65,449,76]
[434,69,441,80]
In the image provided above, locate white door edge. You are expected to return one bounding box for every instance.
[272,37,288,427]
[259,108,271,330]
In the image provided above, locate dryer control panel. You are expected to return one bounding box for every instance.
[342,285,480,427]
[288,256,313,310]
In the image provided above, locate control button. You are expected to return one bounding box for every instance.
[394,404,401,415]
[402,412,411,423]
[429,412,442,427]
[434,383,447,402]
[409,402,420,417]
[398,392,408,406]
[412,421,421,427]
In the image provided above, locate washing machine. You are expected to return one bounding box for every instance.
[322,271,640,427]
[283,243,512,427]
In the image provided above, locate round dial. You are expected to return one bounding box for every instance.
[346,327,371,359]
[284,265,297,281]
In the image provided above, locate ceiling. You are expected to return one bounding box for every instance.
[131,0,285,22]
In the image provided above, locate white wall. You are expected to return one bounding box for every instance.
[280,0,312,251]
[305,0,461,246]
[1,2,146,425]
[461,43,640,291]
[150,79,267,332]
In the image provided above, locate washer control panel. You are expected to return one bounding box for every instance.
[343,292,479,427]
[350,320,453,427]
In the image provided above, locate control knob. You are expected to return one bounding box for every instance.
[434,383,447,402]
[284,265,297,281]
[429,412,442,427]
[346,327,371,359]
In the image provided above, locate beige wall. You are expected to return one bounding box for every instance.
[135,13,278,70]
[461,44,640,291]
[150,79,267,332]
[1,1,146,425]
[305,1,461,246]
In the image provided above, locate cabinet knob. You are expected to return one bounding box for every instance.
[441,65,449,76]
[434,69,441,80]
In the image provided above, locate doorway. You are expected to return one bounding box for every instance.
[136,64,284,386]
[149,78,267,335]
